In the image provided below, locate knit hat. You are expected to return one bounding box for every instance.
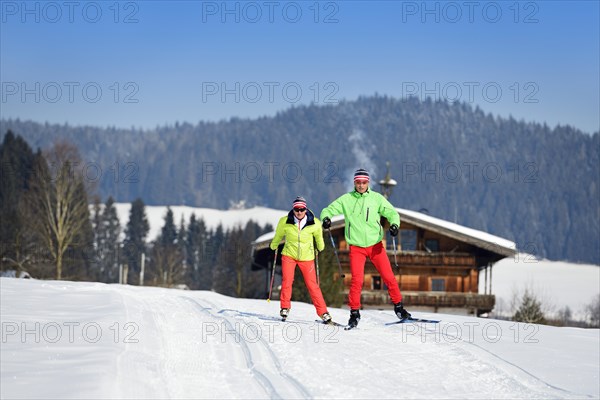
[292,196,307,209]
[354,168,370,182]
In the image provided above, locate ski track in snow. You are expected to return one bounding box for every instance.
[114,288,170,399]
[430,326,585,398]
[181,296,312,399]
[116,287,299,399]
[182,298,589,400]
[367,312,591,399]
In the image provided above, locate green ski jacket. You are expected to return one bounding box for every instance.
[320,189,400,248]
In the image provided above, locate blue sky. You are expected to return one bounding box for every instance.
[1,1,599,133]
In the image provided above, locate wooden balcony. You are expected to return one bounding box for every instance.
[337,250,477,276]
[338,250,475,265]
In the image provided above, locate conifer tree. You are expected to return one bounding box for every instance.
[177,216,188,279]
[186,214,208,289]
[203,224,224,290]
[212,227,237,296]
[92,196,121,282]
[123,198,149,284]
[159,207,177,246]
[513,290,546,324]
[149,207,184,287]
[0,131,36,272]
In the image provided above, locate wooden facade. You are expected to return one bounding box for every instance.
[252,208,516,316]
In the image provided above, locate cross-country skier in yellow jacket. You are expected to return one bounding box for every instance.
[270,196,332,323]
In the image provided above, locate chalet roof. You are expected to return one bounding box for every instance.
[396,208,516,257]
[252,208,517,258]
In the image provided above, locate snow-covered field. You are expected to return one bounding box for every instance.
[110,203,286,242]
[483,257,600,320]
[1,278,598,399]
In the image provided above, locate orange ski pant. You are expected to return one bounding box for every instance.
[280,255,328,316]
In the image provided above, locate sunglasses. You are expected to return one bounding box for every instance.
[293,208,307,212]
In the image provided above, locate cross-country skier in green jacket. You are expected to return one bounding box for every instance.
[320,168,411,328]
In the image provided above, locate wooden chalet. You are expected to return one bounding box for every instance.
[251,208,516,316]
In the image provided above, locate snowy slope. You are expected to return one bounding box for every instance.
[1,278,598,399]
[110,203,287,242]
[483,257,600,320]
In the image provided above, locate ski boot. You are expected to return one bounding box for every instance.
[321,312,332,324]
[280,308,289,321]
[394,302,411,320]
[346,309,361,330]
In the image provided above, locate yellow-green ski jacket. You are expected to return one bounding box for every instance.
[270,209,325,261]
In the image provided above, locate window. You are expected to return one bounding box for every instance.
[372,275,382,290]
[400,230,417,251]
[424,239,439,252]
[431,278,445,292]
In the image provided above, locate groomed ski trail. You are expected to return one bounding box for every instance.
[182,296,312,399]
[366,311,590,399]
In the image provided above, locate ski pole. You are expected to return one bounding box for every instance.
[392,236,399,270]
[315,250,320,286]
[327,228,346,282]
[267,249,277,302]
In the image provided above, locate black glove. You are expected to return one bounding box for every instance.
[389,224,399,237]
[322,217,331,229]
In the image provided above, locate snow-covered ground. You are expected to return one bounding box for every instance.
[1,278,598,399]
[484,257,600,320]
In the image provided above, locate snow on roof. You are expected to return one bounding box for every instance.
[396,207,516,256]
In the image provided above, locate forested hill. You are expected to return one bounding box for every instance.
[2,96,598,263]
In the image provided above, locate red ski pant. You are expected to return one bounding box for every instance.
[280,255,328,316]
[348,241,402,310]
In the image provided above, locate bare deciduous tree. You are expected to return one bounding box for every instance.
[149,244,185,287]
[585,294,600,328]
[24,141,91,280]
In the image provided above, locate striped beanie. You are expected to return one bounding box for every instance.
[292,196,307,209]
[354,168,370,182]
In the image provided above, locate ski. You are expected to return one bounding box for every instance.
[315,319,346,328]
[278,318,314,325]
[385,317,440,325]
